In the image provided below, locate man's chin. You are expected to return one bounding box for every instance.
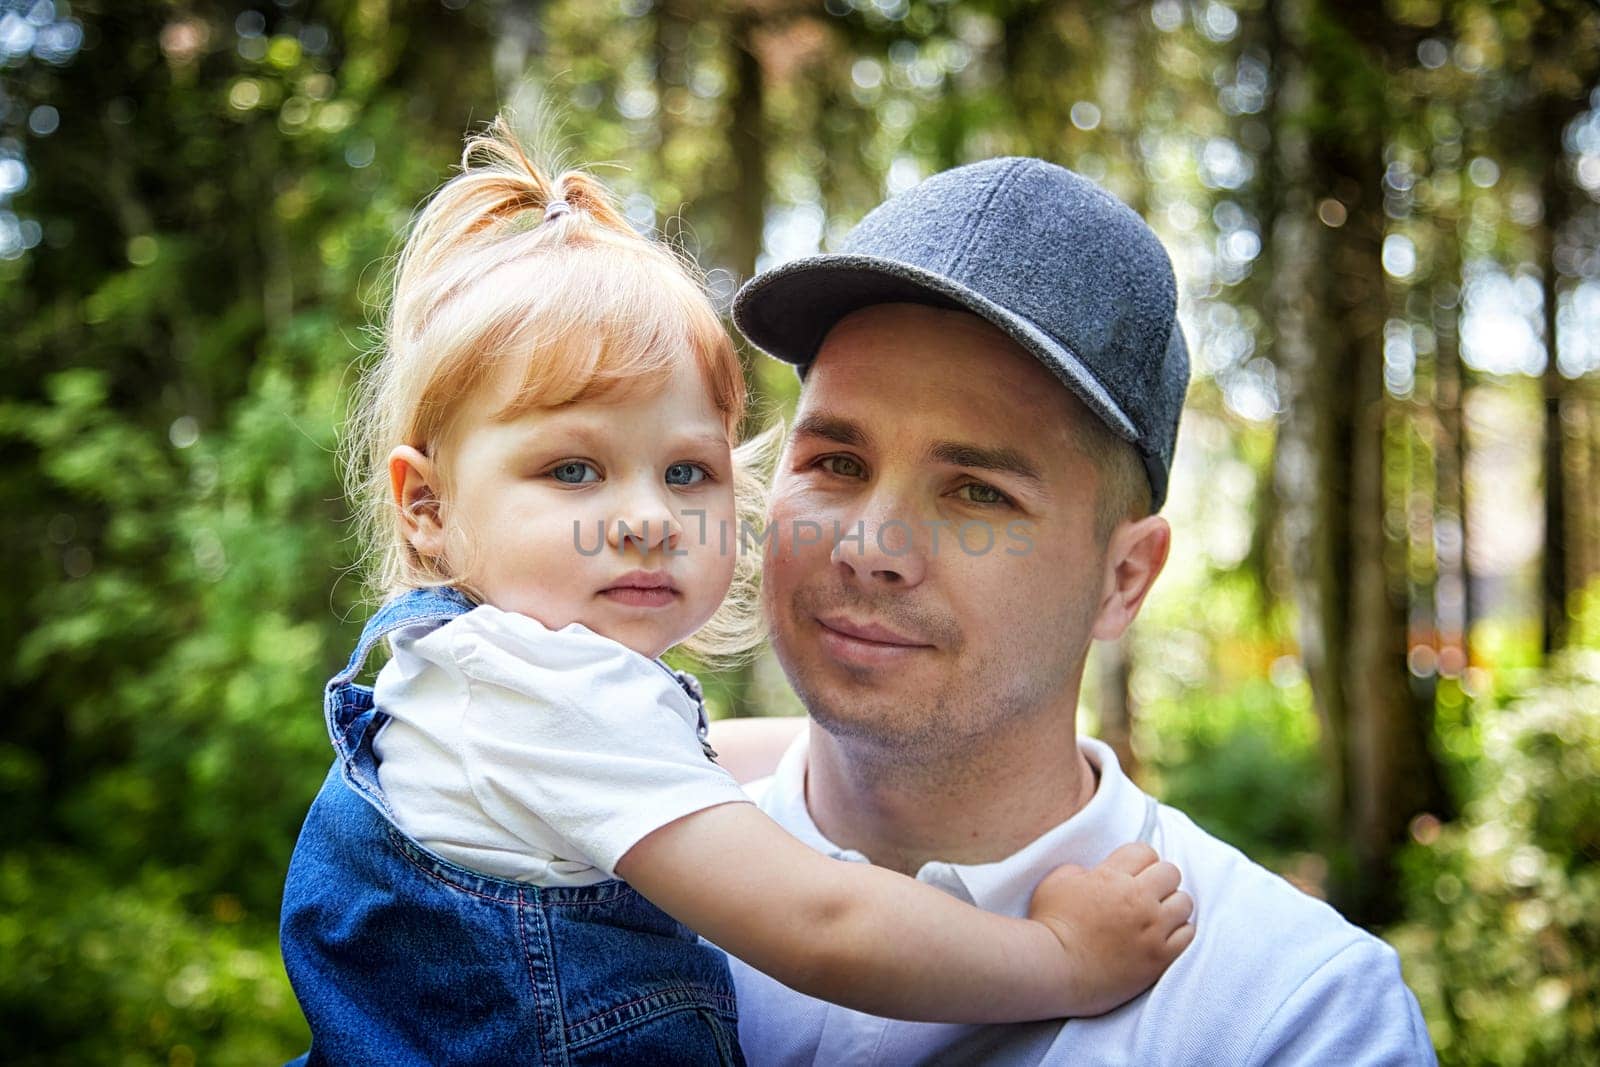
[787,666,925,736]
[805,701,903,745]
[803,696,960,766]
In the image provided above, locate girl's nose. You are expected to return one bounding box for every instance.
[605,487,684,556]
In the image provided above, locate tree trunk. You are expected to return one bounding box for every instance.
[1432,253,1471,674]
[726,10,767,285]
[1535,90,1576,657]
[1283,0,1452,923]
[1244,0,1288,599]
[1270,0,1343,827]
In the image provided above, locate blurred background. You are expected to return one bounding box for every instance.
[2,0,1598,1063]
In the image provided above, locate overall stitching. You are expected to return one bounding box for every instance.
[384,825,533,904]
[566,985,739,1044]
[518,888,564,1067]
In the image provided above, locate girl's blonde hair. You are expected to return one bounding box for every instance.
[347,115,772,660]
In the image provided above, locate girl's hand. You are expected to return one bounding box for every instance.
[1027,842,1195,1017]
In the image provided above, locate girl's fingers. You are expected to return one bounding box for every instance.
[1160,891,1194,931]
[1102,842,1159,875]
[1135,860,1182,899]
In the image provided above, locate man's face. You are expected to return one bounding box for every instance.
[763,304,1113,757]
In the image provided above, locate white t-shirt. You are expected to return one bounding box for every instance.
[729,734,1436,1066]
[371,604,750,887]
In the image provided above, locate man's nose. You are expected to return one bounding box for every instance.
[830,489,928,588]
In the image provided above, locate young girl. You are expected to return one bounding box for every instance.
[280,117,1193,1066]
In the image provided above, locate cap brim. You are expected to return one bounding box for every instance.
[732,254,1141,445]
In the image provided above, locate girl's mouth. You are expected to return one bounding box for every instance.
[600,570,679,608]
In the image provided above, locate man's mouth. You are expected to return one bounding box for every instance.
[600,571,679,608]
[815,614,935,666]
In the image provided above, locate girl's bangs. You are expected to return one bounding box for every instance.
[485,246,745,430]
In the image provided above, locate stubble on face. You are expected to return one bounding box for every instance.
[760,305,1117,786]
[768,565,1096,786]
[779,577,960,743]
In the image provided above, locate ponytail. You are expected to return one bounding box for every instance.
[389,116,638,348]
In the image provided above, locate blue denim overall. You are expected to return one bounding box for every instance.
[280,587,744,1066]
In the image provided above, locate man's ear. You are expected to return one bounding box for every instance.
[1090,515,1171,642]
[388,445,447,561]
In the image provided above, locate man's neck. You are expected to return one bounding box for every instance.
[802,713,1099,876]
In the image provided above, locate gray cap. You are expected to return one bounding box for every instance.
[732,156,1190,510]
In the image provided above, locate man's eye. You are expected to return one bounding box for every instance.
[958,483,1011,506]
[818,455,866,479]
[665,462,708,486]
[549,461,600,484]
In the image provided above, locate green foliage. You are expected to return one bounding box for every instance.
[1,4,499,1058]
[1126,477,1330,868]
[0,848,306,1066]
[1141,678,1328,864]
[1390,653,1600,1066]
[1570,575,1600,651]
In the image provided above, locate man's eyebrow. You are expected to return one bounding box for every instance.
[790,412,869,448]
[928,441,1045,486]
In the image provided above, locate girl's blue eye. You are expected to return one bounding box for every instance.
[550,461,599,484]
[665,462,707,486]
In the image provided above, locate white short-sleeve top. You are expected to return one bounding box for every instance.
[728,735,1436,1065]
[371,604,750,887]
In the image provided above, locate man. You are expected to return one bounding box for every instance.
[721,158,1435,1064]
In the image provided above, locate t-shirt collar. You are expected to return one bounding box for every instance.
[764,733,1154,918]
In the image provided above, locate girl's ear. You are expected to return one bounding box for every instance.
[389,446,447,561]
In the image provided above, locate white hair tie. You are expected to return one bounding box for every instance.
[544,201,572,222]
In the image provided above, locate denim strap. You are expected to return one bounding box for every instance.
[323,586,476,806]
[327,585,477,692]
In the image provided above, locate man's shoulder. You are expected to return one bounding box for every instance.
[1154,802,1379,960]
[1131,803,1432,1063]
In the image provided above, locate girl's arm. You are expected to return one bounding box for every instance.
[705,716,807,785]
[616,801,1192,1022]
